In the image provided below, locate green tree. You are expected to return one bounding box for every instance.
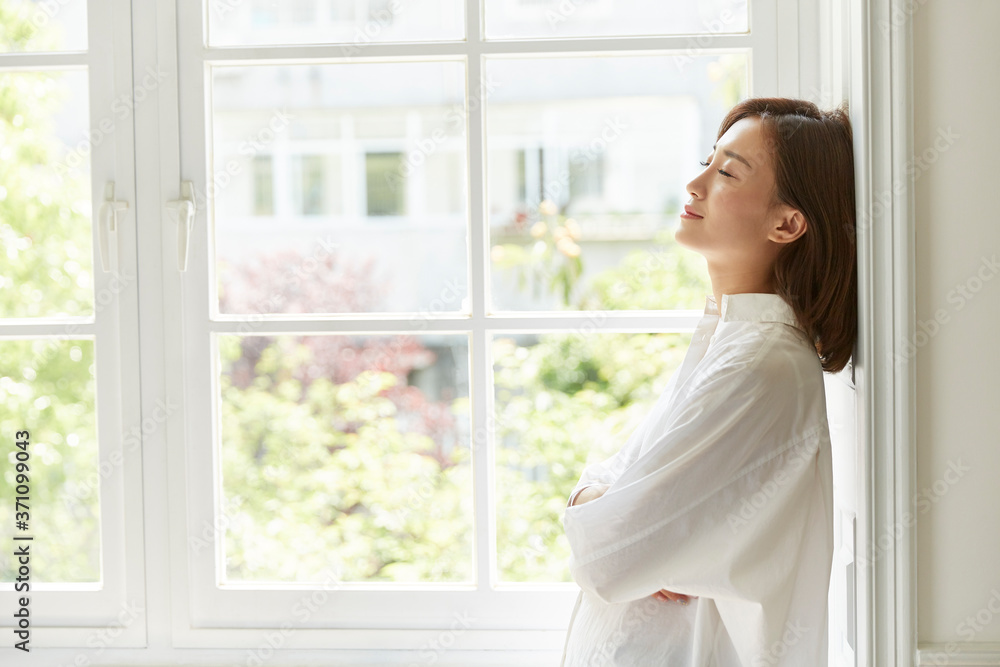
[210,225,710,584]
[217,334,474,582]
[0,4,98,582]
[493,234,710,581]
[1,0,715,585]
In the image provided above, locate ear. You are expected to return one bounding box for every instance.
[770,207,807,244]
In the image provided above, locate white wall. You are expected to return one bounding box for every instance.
[913,0,1000,646]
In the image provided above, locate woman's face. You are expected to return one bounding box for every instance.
[675,116,794,268]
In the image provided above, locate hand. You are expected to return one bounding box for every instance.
[651,589,697,605]
[572,483,611,506]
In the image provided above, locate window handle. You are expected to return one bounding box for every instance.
[98,182,129,272]
[166,181,196,272]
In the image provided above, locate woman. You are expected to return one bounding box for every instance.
[559,97,856,666]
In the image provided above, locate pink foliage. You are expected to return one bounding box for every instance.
[218,248,460,460]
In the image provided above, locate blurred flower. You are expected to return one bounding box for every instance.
[539,199,557,216]
[556,237,581,258]
[553,226,568,242]
[530,221,547,238]
[491,245,506,262]
[564,218,581,240]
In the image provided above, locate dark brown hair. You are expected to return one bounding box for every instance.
[716,97,857,374]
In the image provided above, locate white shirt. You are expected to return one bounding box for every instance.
[560,292,834,667]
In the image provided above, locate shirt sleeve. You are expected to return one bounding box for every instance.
[564,371,682,508]
[562,346,828,608]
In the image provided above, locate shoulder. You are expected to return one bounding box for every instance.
[690,323,824,397]
[752,324,826,389]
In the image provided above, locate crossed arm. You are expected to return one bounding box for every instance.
[567,483,695,605]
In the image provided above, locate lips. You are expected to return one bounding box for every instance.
[683,205,703,218]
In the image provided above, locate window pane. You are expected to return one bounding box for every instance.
[0,69,93,318]
[0,0,88,52]
[0,339,99,583]
[484,0,747,40]
[365,151,405,216]
[295,154,326,216]
[212,62,470,315]
[207,0,465,47]
[252,155,273,216]
[492,332,689,582]
[217,333,473,583]
[485,54,743,311]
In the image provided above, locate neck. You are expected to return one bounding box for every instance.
[707,261,775,311]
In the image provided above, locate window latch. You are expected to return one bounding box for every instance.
[98,181,129,272]
[166,181,196,272]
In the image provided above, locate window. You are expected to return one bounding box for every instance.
[173,0,787,651]
[252,155,273,216]
[3,0,863,662]
[0,0,145,644]
[568,148,605,202]
[296,154,326,216]
[365,151,406,216]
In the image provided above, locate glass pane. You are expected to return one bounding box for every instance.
[217,333,473,583]
[493,332,689,583]
[207,0,465,47]
[212,62,469,315]
[485,0,747,40]
[0,69,93,318]
[0,339,99,583]
[486,54,742,311]
[0,0,88,52]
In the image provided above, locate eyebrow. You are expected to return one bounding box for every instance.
[711,143,754,170]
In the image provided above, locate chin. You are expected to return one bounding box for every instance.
[673,226,694,249]
[673,230,708,258]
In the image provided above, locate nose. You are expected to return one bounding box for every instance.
[686,170,705,201]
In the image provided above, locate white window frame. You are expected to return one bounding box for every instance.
[0,0,146,648]
[840,0,919,663]
[163,0,803,654]
[0,0,928,664]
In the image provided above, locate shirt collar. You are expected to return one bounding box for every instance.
[704,292,807,334]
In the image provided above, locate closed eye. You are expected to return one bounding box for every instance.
[699,159,734,179]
